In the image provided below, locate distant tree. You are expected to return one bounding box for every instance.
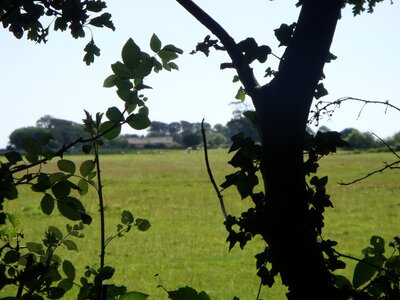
[225,116,259,142]
[167,122,182,135]
[345,130,377,150]
[148,121,169,136]
[340,127,358,139]
[182,131,202,148]
[9,116,86,149]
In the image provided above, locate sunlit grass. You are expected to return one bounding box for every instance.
[2,150,399,299]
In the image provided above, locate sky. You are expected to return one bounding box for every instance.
[1,0,399,149]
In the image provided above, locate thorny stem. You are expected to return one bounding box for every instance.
[200,119,228,219]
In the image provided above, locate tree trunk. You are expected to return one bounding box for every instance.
[253,0,343,298]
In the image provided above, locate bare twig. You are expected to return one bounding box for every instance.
[200,119,228,219]
[372,133,400,160]
[340,160,400,185]
[309,96,400,125]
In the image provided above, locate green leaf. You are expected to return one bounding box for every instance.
[4,151,23,163]
[78,179,89,196]
[100,121,121,140]
[162,44,183,54]
[63,240,78,251]
[57,159,76,174]
[112,61,134,79]
[57,197,83,221]
[135,219,151,231]
[63,260,76,280]
[49,225,64,240]
[122,38,142,69]
[121,210,134,225]
[168,286,210,300]
[89,13,115,30]
[335,275,352,289]
[58,278,74,292]
[235,87,246,101]
[3,250,20,264]
[120,291,150,300]
[158,49,178,62]
[22,137,42,156]
[41,194,55,215]
[168,62,179,71]
[26,242,45,255]
[135,54,154,78]
[352,256,379,288]
[106,106,123,122]
[52,180,72,198]
[126,114,151,130]
[80,160,95,177]
[103,74,116,88]
[83,40,101,65]
[150,33,162,53]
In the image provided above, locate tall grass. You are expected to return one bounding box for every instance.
[2,150,399,299]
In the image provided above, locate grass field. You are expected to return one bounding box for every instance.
[1,150,400,299]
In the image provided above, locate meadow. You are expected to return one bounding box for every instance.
[2,150,400,299]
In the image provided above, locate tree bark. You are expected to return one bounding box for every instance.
[254,0,343,298]
[176,0,345,298]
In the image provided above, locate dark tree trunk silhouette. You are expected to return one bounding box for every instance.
[177,0,344,298]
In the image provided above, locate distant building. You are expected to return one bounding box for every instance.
[126,136,174,148]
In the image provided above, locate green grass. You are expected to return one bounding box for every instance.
[2,150,400,299]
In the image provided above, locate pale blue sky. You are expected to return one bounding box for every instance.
[1,0,399,148]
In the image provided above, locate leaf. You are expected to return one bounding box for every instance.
[158,49,178,62]
[162,44,183,54]
[58,278,74,292]
[122,38,142,69]
[335,275,352,289]
[57,159,76,174]
[3,250,20,264]
[112,62,134,79]
[63,259,76,280]
[52,180,72,198]
[26,242,45,255]
[83,40,101,65]
[120,291,150,300]
[57,197,83,221]
[4,151,23,163]
[150,33,162,53]
[314,83,328,99]
[80,160,95,177]
[63,240,78,251]
[168,286,210,300]
[103,74,116,88]
[78,179,89,196]
[352,256,380,288]
[99,121,121,140]
[274,23,296,47]
[235,87,246,101]
[22,137,42,156]
[41,194,55,215]
[135,219,151,231]
[121,210,134,225]
[89,13,115,30]
[126,113,151,130]
[106,106,123,122]
[49,226,64,240]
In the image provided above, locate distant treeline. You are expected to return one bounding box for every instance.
[6,115,400,151]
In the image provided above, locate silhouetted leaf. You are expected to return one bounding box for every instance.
[63,260,75,280]
[103,74,116,87]
[52,181,72,198]
[135,219,151,231]
[58,278,74,292]
[127,113,151,130]
[121,210,134,225]
[78,179,89,196]
[4,151,22,163]
[112,62,134,79]
[120,291,149,300]
[353,256,380,288]
[122,38,141,69]
[57,160,76,174]
[63,240,78,251]
[49,226,63,240]
[3,250,20,264]
[80,160,95,177]
[41,194,55,215]
[100,121,121,140]
[168,286,210,300]
[150,33,162,53]
[26,242,45,255]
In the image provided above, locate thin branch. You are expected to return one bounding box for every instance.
[200,119,228,219]
[372,133,400,160]
[339,160,400,185]
[175,0,261,98]
[309,96,400,125]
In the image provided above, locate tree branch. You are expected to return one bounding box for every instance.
[200,119,228,219]
[175,0,261,98]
